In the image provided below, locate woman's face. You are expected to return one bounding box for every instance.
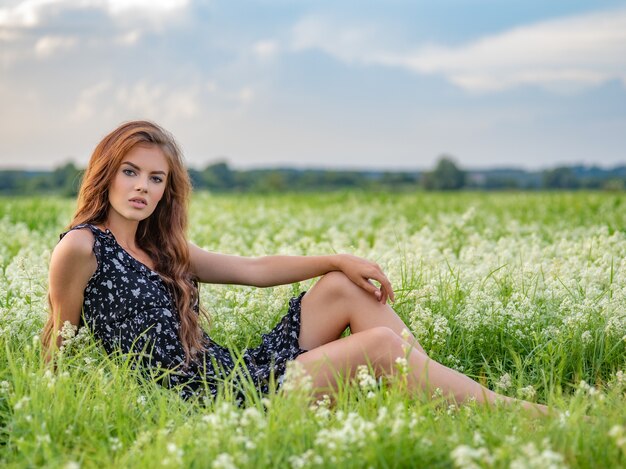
[108,144,170,224]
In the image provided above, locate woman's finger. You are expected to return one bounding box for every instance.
[381,278,394,303]
[365,278,386,302]
[362,278,379,294]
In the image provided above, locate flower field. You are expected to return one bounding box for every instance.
[1,191,626,468]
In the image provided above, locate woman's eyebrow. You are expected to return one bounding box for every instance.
[121,161,168,175]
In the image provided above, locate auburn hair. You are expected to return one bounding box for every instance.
[42,120,208,364]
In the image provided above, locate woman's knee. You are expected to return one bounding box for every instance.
[310,271,359,302]
[358,326,405,357]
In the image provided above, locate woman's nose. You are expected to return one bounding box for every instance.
[135,180,148,192]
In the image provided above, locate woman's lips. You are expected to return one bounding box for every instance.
[129,198,147,209]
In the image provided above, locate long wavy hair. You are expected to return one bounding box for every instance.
[42,120,208,364]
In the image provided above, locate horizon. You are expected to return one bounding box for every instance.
[1,159,625,174]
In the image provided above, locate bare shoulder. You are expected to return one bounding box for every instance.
[48,227,98,334]
[50,227,97,280]
[53,227,96,260]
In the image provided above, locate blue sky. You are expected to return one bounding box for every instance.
[1,0,625,170]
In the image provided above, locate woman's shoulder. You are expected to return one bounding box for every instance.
[54,225,98,261]
[50,225,99,282]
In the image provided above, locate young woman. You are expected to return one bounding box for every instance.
[43,120,549,415]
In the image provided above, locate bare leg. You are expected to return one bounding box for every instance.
[297,272,550,416]
[299,271,426,354]
[296,327,550,416]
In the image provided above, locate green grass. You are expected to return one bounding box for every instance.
[1,191,626,468]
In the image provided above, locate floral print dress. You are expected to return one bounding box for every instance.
[61,224,308,400]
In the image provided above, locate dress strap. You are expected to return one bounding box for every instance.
[60,223,96,238]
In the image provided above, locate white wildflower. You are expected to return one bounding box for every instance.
[517,385,536,400]
[451,444,494,468]
[59,321,77,341]
[43,369,56,389]
[289,449,323,469]
[612,370,626,389]
[241,407,266,429]
[314,412,376,453]
[36,433,51,445]
[109,437,122,452]
[495,373,512,391]
[310,394,332,421]
[213,453,237,469]
[14,396,30,410]
[395,357,409,376]
[431,387,444,399]
[609,425,626,448]
[280,361,313,393]
[510,440,567,469]
[0,381,10,394]
[356,364,377,390]
[166,442,184,464]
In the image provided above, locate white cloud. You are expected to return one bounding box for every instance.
[113,82,200,120]
[103,0,188,16]
[252,39,279,61]
[70,81,112,120]
[0,0,58,28]
[291,8,626,93]
[238,86,254,104]
[115,30,141,46]
[0,0,189,28]
[34,35,77,57]
[292,15,386,65]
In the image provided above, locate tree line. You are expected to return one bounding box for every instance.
[1,157,625,196]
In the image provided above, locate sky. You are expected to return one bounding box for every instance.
[1,0,625,171]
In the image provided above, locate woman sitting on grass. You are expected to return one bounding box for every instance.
[42,120,549,416]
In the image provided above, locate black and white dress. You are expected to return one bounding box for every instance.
[61,224,308,400]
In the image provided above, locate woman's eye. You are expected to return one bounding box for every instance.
[123,169,135,176]
[151,176,163,183]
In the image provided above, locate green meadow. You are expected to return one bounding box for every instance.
[1,192,626,468]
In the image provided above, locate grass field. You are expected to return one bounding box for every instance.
[1,191,626,468]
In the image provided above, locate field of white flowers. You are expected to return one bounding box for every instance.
[1,191,626,468]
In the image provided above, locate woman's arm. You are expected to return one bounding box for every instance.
[46,229,97,358]
[188,243,394,303]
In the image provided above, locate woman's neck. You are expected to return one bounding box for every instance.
[102,217,140,251]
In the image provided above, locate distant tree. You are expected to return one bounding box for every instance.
[254,171,287,192]
[202,161,234,190]
[602,179,625,192]
[52,162,82,196]
[542,167,579,189]
[422,156,466,190]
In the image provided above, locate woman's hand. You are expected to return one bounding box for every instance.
[334,254,395,304]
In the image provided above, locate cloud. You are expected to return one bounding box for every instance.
[0,0,54,28]
[103,0,188,16]
[252,39,279,61]
[114,82,200,120]
[237,86,254,104]
[34,35,77,57]
[115,30,141,46]
[0,0,190,29]
[70,80,111,120]
[68,80,203,123]
[291,15,387,65]
[291,8,626,93]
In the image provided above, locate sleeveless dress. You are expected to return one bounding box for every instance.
[60,224,309,400]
